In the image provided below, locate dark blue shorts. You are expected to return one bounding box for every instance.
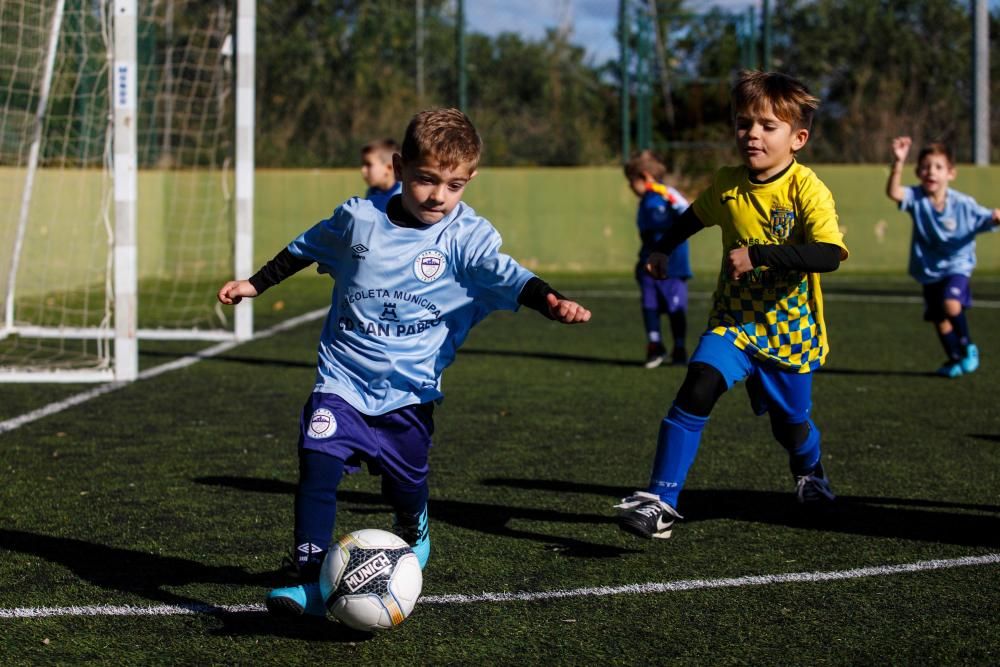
[636,266,688,314]
[922,275,971,321]
[298,393,434,487]
[689,332,813,423]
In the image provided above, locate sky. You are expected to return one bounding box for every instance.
[466,0,759,65]
[466,0,998,66]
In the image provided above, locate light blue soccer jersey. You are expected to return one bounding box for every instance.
[900,186,996,284]
[364,182,402,213]
[287,197,535,415]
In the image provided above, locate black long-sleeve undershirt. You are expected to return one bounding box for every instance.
[650,207,842,273]
[248,248,312,295]
[649,207,704,256]
[749,242,842,273]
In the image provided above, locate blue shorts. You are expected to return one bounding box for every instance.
[298,393,434,487]
[690,332,813,423]
[636,265,688,314]
[922,275,971,321]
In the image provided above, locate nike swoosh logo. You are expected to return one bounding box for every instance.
[720,195,737,204]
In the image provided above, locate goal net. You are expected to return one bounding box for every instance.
[0,0,253,382]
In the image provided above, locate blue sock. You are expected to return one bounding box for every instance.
[642,308,662,343]
[647,404,708,508]
[382,477,430,568]
[938,328,963,362]
[294,449,344,572]
[785,419,821,477]
[381,476,429,520]
[948,311,971,350]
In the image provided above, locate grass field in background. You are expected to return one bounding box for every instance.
[5,165,999,299]
[1,273,997,664]
[255,164,1000,275]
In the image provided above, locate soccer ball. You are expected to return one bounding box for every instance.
[319,528,423,631]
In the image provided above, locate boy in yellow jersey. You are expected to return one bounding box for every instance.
[616,71,849,539]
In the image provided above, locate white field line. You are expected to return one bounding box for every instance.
[0,308,328,435]
[574,289,1000,308]
[1,553,997,619]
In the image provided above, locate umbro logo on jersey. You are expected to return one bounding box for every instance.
[352,243,369,260]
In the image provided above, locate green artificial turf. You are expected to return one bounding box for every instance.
[0,273,997,664]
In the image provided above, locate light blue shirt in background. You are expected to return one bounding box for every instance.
[900,185,995,284]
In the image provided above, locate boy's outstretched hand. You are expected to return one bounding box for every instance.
[545,292,591,324]
[217,279,258,305]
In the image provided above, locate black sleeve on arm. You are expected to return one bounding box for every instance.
[517,277,566,319]
[748,242,842,273]
[650,206,704,255]
[248,248,314,295]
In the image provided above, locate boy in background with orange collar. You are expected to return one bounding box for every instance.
[624,150,692,368]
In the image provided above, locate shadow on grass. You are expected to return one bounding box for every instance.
[479,478,1000,549]
[460,348,642,368]
[0,527,375,642]
[195,476,638,559]
[969,433,1000,444]
[817,366,937,378]
[0,528,269,605]
[207,611,375,643]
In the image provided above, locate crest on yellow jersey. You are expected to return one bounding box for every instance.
[769,206,795,241]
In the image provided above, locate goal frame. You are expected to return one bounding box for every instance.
[0,0,255,383]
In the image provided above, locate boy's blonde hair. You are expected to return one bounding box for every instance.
[623,149,668,182]
[401,108,482,170]
[361,138,400,162]
[917,142,954,167]
[731,70,819,131]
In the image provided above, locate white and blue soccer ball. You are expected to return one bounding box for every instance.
[319,528,423,631]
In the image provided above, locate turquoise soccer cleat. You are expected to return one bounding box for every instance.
[265,581,326,618]
[394,505,430,570]
[936,361,964,378]
[960,343,980,374]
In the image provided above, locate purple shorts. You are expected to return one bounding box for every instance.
[922,275,971,321]
[298,393,434,487]
[636,269,688,314]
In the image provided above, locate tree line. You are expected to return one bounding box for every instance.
[2,1,995,170]
[254,0,997,170]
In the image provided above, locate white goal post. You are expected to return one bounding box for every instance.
[0,0,254,383]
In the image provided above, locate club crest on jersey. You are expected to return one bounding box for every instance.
[769,206,795,241]
[307,408,337,439]
[414,250,446,283]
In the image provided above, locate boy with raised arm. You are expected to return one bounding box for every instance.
[885,137,999,377]
[219,108,590,615]
[616,71,848,539]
